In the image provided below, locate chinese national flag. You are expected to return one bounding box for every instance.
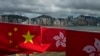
[0,23,20,55]
[66,30,100,56]
[0,22,49,54]
[42,27,67,52]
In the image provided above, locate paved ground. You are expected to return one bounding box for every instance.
[9,52,65,56]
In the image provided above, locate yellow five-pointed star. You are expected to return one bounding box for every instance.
[14,27,18,32]
[9,40,13,44]
[22,31,34,44]
[8,32,12,37]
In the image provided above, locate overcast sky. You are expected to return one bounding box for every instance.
[0,0,100,18]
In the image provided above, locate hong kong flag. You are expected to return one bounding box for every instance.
[66,30,100,56]
[42,27,67,52]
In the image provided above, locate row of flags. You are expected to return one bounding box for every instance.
[0,22,100,56]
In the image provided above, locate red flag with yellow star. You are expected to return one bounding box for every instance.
[0,22,49,54]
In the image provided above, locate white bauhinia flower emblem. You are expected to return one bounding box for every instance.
[53,32,66,48]
[83,38,100,56]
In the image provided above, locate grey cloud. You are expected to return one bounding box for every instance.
[57,0,100,10]
[0,0,100,18]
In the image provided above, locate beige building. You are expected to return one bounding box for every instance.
[0,15,29,24]
[0,16,2,22]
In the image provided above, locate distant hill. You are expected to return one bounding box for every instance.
[31,15,55,19]
[1,14,29,20]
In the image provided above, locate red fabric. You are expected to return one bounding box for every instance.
[19,43,50,53]
[42,27,66,52]
[0,23,21,55]
[0,23,49,54]
[66,30,100,56]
